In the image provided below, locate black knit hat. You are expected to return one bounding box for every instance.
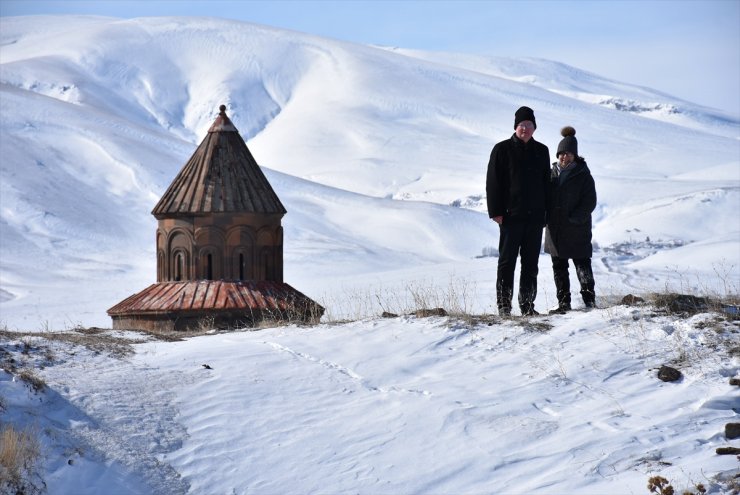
[514,106,536,129]
[556,126,578,157]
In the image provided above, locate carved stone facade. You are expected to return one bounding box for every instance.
[155,214,284,283]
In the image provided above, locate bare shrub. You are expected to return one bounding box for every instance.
[18,369,46,393]
[196,315,216,333]
[0,424,43,495]
[646,475,712,495]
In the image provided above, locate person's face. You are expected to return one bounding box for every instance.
[515,121,535,142]
[558,152,574,167]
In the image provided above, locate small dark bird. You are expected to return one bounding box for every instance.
[202,364,213,370]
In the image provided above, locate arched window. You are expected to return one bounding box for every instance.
[260,248,275,281]
[230,247,252,281]
[174,252,184,281]
[168,229,193,282]
[157,251,165,282]
[197,249,219,280]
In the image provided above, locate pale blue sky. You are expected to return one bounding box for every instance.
[2,0,739,115]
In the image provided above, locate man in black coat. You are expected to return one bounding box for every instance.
[486,106,550,316]
[544,126,597,313]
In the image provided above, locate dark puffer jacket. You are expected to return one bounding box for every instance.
[544,159,597,259]
[486,134,550,225]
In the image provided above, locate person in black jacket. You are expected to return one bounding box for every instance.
[544,126,597,313]
[486,106,551,316]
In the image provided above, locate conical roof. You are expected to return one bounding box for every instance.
[152,105,286,217]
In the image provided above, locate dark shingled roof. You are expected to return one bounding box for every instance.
[152,105,287,217]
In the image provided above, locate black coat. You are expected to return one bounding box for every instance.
[544,159,597,259]
[486,134,550,225]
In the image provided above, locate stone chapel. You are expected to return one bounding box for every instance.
[108,105,323,331]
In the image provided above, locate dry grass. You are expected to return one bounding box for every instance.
[17,370,46,393]
[316,276,483,324]
[40,327,139,358]
[0,327,139,360]
[0,424,43,495]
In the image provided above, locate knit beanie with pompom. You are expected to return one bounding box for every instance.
[556,126,578,157]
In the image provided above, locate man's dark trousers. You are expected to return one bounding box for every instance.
[497,220,543,314]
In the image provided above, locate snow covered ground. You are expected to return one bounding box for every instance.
[2,307,739,494]
[0,15,739,495]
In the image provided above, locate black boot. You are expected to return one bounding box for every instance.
[497,287,513,316]
[551,256,572,314]
[574,258,595,309]
[549,303,571,315]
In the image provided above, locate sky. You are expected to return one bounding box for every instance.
[1,0,739,115]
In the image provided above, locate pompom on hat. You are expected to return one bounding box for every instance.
[556,126,578,157]
[514,106,537,129]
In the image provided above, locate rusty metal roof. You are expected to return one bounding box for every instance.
[152,105,287,218]
[107,280,322,316]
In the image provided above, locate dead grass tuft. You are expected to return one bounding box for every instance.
[18,369,46,393]
[0,424,43,495]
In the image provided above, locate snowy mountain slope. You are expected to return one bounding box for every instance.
[386,48,740,136]
[0,15,738,329]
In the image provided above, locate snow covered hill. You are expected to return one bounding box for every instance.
[1,15,738,328]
